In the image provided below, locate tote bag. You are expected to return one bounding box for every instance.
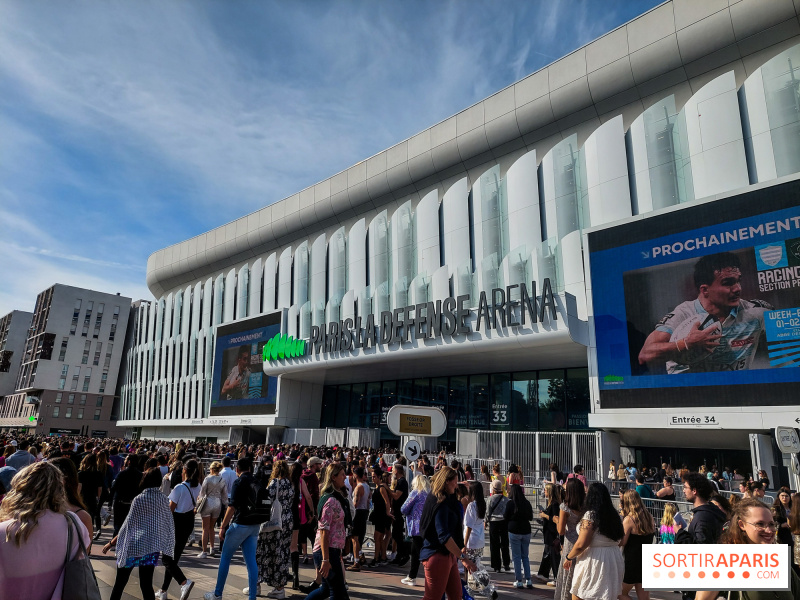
[260,496,283,533]
[61,512,102,600]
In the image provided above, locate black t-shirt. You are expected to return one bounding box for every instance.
[231,471,256,525]
[78,469,103,507]
[111,467,142,503]
[392,477,409,515]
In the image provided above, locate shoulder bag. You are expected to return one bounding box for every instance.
[181,481,198,514]
[62,512,102,600]
[260,483,283,533]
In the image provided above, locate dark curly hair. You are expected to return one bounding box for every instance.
[581,482,624,541]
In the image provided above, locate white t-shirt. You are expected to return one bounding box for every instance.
[463,501,485,549]
[169,481,201,514]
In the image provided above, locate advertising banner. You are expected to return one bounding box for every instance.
[589,181,800,408]
[210,314,280,416]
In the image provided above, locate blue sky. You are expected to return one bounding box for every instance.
[0,0,661,316]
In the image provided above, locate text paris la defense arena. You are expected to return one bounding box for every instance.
[118,0,800,484]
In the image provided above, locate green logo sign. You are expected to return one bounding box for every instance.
[603,375,623,383]
[28,416,36,422]
[263,333,307,363]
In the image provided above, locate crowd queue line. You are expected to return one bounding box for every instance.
[0,434,797,600]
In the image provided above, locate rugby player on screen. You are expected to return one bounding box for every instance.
[638,252,771,373]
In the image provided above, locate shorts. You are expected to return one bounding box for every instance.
[352,509,369,543]
[200,499,222,520]
[371,513,390,535]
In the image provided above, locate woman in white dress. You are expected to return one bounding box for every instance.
[197,460,228,558]
[563,482,624,600]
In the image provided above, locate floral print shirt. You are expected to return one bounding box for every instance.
[314,496,346,551]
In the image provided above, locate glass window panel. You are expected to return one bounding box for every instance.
[397,379,414,405]
[52,406,60,417]
[565,368,591,430]
[468,374,489,430]
[364,382,382,429]
[350,383,366,428]
[381,381,398,442]
[413,379,430,407]
[334,385,351,428]
[511,372,538,431]
[320,386,337,427]
[537,370,567,431]
[490,373,512,430]
[448,375,469,432]
[431,377,449,443]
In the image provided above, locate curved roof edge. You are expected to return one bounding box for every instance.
[147,0,800,298]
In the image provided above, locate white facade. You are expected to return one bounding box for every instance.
[122,1,800,445]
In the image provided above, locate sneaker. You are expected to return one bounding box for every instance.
[266,589,285,599]
[387,551,397,560]
[156,592,168,600]
[197,551,208,558]
[503,566,511,572]
[547,581,556,587]
[379,559,389,566]
[401,577,416,586]
[209,549,216,558]
[513,581,524,589]
[525,579,534,589]
[298,582,319,594]
[242,584,261,596]
[180,579,195,600]
[203,594,222,600]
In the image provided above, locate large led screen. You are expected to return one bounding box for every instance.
[209,313,280,416]
[589,179,800,408]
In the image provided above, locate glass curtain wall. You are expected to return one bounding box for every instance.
[319,368,591,446]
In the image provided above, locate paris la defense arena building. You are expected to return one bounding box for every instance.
[119,1,800,457]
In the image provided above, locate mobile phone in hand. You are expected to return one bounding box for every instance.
[673,513,687,528]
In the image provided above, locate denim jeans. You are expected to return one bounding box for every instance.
[307,547,350,600]
[214,522,260,600]
[508,532,531,581]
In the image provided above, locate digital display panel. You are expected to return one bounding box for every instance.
[589,179,800,408]
[209,313,280,416]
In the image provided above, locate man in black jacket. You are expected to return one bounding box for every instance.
[675,473,727,545]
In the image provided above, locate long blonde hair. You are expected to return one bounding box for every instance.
[620,489,655,535]
[431,466,457,502]
[320,463,346,496]
[0,462,67,546]
[661,502,677,526]
[270,459,290,482]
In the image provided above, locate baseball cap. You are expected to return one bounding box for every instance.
[8,440,17,447]
[307,457,323,467]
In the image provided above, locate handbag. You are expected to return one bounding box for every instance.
[196,495,207,513]
[260,496,283,533]
[62,512,102,600]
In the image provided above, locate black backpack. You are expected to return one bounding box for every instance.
[240,477,272,525]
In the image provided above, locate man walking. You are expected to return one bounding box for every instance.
[204,457,261,600]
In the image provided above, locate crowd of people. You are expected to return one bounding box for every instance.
[0,433,799,600]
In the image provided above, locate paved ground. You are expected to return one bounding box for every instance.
[89,525,682,599]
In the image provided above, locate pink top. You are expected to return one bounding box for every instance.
[0,510,90,600]
[313,497,346,551]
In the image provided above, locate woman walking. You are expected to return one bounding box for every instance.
[486,478,511,573]
[619,489,655,600]
[368,467,392,567]
[78,453,103,539]
[0,462,92,600]
[196,460,227,558]
[659,503,677,544]
[553,478,585,600]
[563,482,624,600]
[306,463,353,600]
[103,468,176,600]
[419,466,477,600]
[463,480,496,597]
[156,459,200,600]
[400,473,430,586]
[534,482,562,584]
[50,456,94,548]
[503,483,534,588]
[255,459,295,599]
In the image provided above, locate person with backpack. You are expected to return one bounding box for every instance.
[157,459,200,600]
[204,456,263,600]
